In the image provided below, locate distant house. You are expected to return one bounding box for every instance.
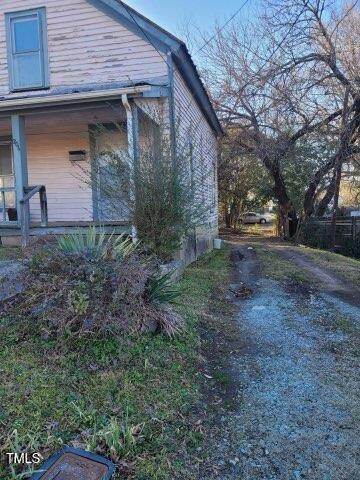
[0,0,221,255]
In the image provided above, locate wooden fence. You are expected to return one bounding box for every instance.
[309,216,359,239]
[302,216,360,251]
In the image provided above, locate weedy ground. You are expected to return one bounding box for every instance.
[0,246,231,480]
[254,246,312,283]
[0,246,22,261]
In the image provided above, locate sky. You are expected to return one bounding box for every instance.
[124,0,260,41]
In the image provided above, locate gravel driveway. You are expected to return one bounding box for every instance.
[208,242,359,480]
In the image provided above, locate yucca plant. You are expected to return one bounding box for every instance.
[146,271,180,305]
[57,227,136,260]
[9,227,185,339]
[112,234,139,259]
[57,226,109,259]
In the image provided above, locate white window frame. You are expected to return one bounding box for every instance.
[5,7,49,92]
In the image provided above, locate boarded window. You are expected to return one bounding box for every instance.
[6,8,49,91]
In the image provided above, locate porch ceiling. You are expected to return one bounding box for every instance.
[0,103,129,136]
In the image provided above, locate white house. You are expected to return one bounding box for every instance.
[0,0,221,256]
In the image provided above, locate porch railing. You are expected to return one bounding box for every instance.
[20,185,48,247]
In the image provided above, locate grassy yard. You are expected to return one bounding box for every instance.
[0,247,230,480]
[298,245,360,288]
[251,242,360,288]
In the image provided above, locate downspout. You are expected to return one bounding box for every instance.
[121,93,138,242]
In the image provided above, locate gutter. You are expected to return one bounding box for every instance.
[0,85,151,113]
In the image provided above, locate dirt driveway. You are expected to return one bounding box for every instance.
[206,236,359,480]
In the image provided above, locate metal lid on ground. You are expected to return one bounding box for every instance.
[30,447,115,480]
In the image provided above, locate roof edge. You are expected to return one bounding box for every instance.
[87,0,222,136]
[172,46,223,136]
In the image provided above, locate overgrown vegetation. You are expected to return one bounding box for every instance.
[87,114,211,260]
[0,241,231,479]
[3,229,183,338]
[0,246,21,261]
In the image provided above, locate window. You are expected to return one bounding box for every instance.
[5,8,49,91]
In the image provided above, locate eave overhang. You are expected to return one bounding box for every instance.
[86,0,223,136]
[0,85,151,115]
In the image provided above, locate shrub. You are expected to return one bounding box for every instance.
[83,114,212,260]
[339,235,360,259]
[5,229,183,338]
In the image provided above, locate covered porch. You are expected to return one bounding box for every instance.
[0,85,165,245]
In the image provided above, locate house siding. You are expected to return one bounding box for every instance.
[0,106,129,223]
[172,65,218,241]
[0,0,220,256]
[27,129,93,223]
[0,0,167,97]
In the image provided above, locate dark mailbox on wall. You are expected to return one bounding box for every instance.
[69,150,87,162]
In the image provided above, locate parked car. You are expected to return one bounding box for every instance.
[242,212,269,224]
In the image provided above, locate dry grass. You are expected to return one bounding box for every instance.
[254,245,312,283]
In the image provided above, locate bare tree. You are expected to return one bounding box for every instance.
[268,0,360,237]
[201,0,359,236]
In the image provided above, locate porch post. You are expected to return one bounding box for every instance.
[11,115,29,215]
[121,94,139,241]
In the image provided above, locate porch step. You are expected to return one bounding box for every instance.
[0,222,132,237]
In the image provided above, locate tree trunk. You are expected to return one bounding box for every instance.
[329,162,342,250]
[329,86,352,250]
[224,208,231,228]
[303,152,339,219]
[262,155,294,237]
[315,169,337,217]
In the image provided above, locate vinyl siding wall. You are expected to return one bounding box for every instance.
[0,0,167,97]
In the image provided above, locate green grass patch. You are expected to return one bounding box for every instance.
[254,246,311,283]
[212,370,232,386]
[298,246,360,288]
[315,311,358,335]
[0,247,230,480]
[330,316,355,334]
